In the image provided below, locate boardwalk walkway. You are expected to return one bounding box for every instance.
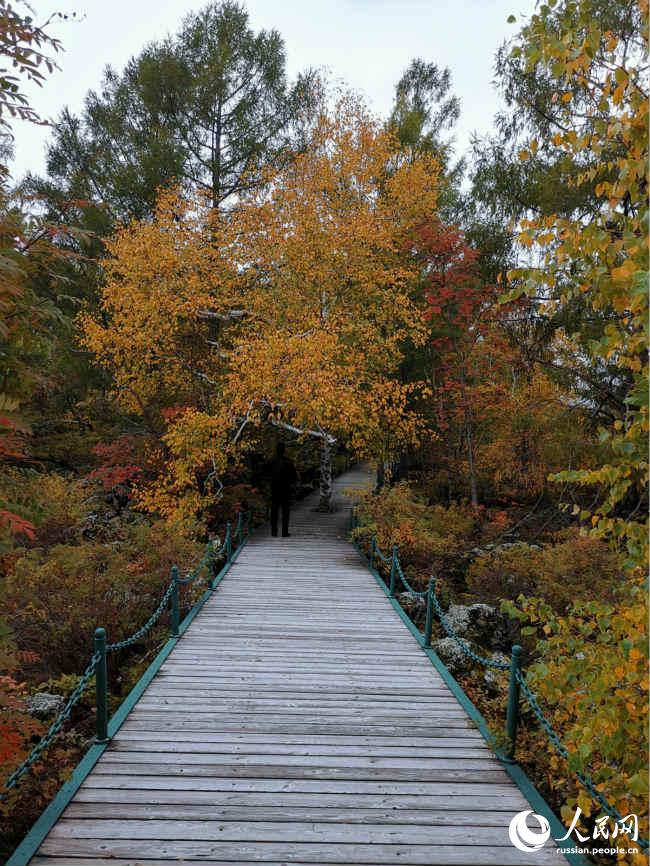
[30,466,559,865]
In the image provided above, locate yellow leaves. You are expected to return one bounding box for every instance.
[85,94,438,525]
[518,148,530,161]
[508,1,649,576]
[611,259,638,285]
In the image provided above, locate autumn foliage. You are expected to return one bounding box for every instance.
[1,0,648,863]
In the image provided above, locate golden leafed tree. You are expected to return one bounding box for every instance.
[81,95,440,519]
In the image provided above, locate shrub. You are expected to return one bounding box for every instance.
[353,482,477,584]
[3,520,201,675]
[466,530,623,612]
[502,576,648,860]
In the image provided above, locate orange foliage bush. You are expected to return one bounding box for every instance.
[3,520,201,675]
[353,481,476,584]
[466,529,623,612]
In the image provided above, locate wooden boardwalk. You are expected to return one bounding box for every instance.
[30,466,559,865]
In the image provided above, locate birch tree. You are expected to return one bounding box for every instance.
[81,96,440,519]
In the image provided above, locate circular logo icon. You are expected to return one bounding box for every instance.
[509,810,551,852]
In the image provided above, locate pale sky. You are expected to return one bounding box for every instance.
[11,0,536,182]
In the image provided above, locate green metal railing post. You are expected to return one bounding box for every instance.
[423,577,435,647]
[94,628,108,743]
[209,541,219,589]
[235,512,243,543]
[504,644,522,762]
[369,538,376,570]
[389,545,398,597]
[170,566,180,637]
[225,522,232,560]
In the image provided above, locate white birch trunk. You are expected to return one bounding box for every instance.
[318,436,333,511]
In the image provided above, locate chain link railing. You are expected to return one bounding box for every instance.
[428,577,510,670]
[2,652,100,793]
[352,506,648,851]
[516,671,649,848]
[1,512,252,797]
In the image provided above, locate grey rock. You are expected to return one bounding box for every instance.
[443,603,516,652]
[468,541,542,560]
[483,652,510,689]
[26,692,65,719]
[398,592,425,609]
[431,637,476,674]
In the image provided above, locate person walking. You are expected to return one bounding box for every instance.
[268,442,297,537]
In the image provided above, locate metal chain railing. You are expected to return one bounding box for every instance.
[1,512,252,796]
[352,506,648,850]
[516,671,649,849]
[428,577,509,670]
[105,581,176,652]
[1,652,100,794]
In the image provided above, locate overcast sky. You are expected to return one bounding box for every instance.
[11,0,536,182]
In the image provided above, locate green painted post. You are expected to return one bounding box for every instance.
[369,537,376,570]
[389,545,398,597]
[208,541,218,589]
[235,512,243,543]
[170,566,179,637]
[225,522,232,559]
[504,644,522,762]
[94,628,108,743]
[423,577,435,646]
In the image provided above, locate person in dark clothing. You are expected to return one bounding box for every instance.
[268,442,297,537]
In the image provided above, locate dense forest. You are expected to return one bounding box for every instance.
[0,1,647,863]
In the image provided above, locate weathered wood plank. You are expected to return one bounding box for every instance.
[63,804,531,825]
[71,789,529,809]
[47,817,536,845]
[79,775,528,795]
[99,752,502,769]
[33,849,558,866]
[37,840,559,865]
[91,762,509,782]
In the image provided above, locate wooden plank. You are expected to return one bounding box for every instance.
[37,840,560,865]
[99,752,502,769]
[109,741,488,757]
[71,789,529,809]
[112,730,485,746]
[118,721,476,736]
[63,804,529,824]
[90,763,509,781]
[32,849,559,866]
[47,818,546,845]
[79,775,527,795]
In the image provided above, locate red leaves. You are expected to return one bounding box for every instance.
[88,464,141,491]
[87,435,142,492]
[0,510,36,541]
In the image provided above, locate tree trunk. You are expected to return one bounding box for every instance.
[465,423,479,512]
[318,437,333,511]
[376,460,385,492]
